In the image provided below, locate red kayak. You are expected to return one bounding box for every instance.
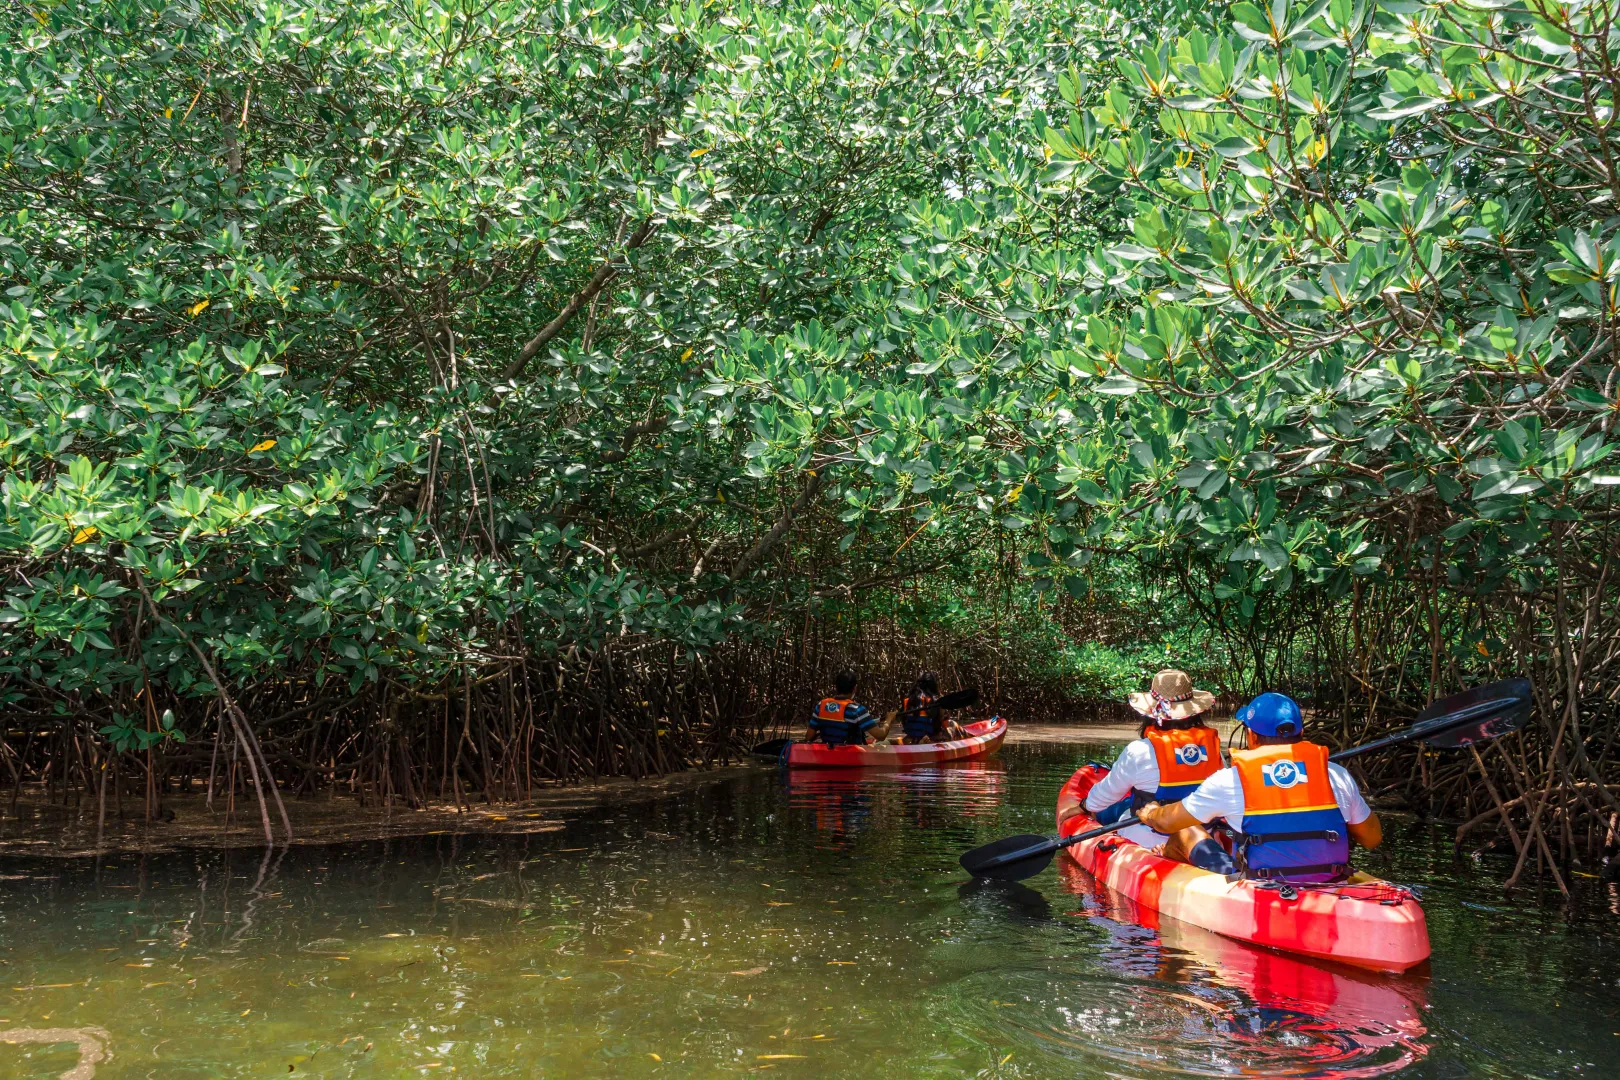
[786,716,1007,767]
[1056,765,1430,972]
[1056,856,1430,1073]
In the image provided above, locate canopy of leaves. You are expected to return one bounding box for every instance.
[1,0,1174,719]
[750,0,1620,632]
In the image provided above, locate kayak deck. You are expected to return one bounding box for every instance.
[786,716,1006,768]
[1056,766,1430,973]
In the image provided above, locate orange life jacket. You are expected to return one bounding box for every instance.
[1231,741,1350,882]
[1144,725,1223,801]
[810,697,872,746]
[816,697,857,722]
[901,691,941,742]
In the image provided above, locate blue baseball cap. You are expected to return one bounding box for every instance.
[1237,692,1302,737]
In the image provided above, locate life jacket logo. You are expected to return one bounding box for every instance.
[1173,744,1209,766]
[1261,760,1308,788]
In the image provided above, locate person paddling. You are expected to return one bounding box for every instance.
[1137,692,1382,882]
[806,668,878,747]
[1059,669,1236,874]
[894,671,962,744]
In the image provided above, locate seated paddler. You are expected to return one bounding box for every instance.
[1060,668,1235,874]
[807,668,877,747]
[894,671,961,744]
[1137,692,1382,883]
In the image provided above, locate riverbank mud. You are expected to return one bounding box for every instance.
[0,723,1143,858]
[0,764,753,858]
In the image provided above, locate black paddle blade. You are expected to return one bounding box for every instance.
[750,738,792,758]
[932,686,980,711]
[1417,677,1533,748]
[959,833,1059,882]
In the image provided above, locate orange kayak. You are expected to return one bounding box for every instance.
[785,717,1007,767]
[1056,765,1430,972]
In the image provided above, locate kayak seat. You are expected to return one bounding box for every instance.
[1238,826,1350,882]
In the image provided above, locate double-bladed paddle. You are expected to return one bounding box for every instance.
[750,686,982,758]
[958,677,1532,882]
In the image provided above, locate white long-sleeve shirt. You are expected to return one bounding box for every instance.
[1083,738,1180,848]
[1180,762,1372,833]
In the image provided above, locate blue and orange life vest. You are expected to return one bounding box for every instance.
[809,697,874,747]
[1097,725,1223,825]
[1144,725,1224,801]
[1231,742,1350,883]
[900,691,941,742]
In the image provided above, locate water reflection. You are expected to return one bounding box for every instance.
[947,853,1429,1078]
[0,741,1613,1079]
[1050,855,1430,1078]
[784,758,1008,844]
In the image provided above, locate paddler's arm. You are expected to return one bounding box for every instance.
[1348,814,1382,849]
[1330,762,1382,849]
[871,709,898,742]
[1136,800,1200,835]
[1144,791,1384,847]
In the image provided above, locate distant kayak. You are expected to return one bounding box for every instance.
[1056,765,1430,973]
[786,716,1007,768]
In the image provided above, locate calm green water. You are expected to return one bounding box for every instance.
[1,740,1616,1078]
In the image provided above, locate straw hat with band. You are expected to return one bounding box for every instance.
[1127,669,1217,728]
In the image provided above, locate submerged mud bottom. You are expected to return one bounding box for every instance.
[0,741,1615,1078]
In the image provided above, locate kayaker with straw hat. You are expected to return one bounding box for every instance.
[1138,692,1382,882]
[1058,669,1238,874]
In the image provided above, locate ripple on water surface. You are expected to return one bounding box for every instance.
[946,871,1428,1079]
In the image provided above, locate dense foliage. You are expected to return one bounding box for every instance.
[0,0,1180,829]
[844,0,1620,880]
[4,0,1616,881]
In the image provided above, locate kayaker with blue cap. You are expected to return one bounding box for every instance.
[1138,692,1383,882]
[1060,669,1236,873]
